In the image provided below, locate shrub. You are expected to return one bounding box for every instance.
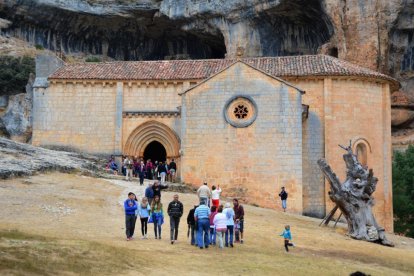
[393,145,414,237]
[0,56,35,96]
[35,44,44,50]
[85,56,102,62]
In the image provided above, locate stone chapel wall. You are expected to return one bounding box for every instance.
[181,63,304,212]
[32,81,118,155]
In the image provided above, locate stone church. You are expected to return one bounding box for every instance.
[32,54,398,231]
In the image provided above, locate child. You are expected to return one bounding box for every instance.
[280,225,295,252]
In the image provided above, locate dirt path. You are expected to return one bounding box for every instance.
[1,173,414,275]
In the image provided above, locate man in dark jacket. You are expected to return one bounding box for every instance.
[152,180,168,199]
[167,194,184,244]
[145,183,154,205]
[187,204,198,246]
[279,187,288,212]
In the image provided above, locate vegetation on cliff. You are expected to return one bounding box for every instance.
[0,56,34,96]
[393,145,414,237]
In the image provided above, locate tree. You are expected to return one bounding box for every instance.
[393,146,414,237]
[318,145,393,246]
[0,56,35,96]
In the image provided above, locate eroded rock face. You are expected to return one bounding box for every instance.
[0,0,333,60]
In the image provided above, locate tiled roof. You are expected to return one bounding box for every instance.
[49,55,398,86]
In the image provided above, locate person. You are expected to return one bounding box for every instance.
[152,180,168,199]
[124,156,133,181]
[158,161,168,185]
[145,183,154,205]
[137,160,146,185]
[121,155,127,176]
[124,192,138,241]
[154,161,159,180]
[211,185,222,207]
[133,158,140,178]
[150,195,164,239]
[169,159,177,183]
[197,182,211,207]
[167,194,184,244]
[194,199,211,249]
[213,205,227,249]
[223,202,235,247]
[187,204,198,246]
[146,159,154,180]
[108,158,118,175]
[233,198,245,244]
[279,187,288,212]
[280,225,295,252]
[137,197,151,239]
[209,205,218,245]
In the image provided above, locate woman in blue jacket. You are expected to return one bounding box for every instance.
[124,192,138,241]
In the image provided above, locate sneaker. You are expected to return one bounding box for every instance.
[199,247,203,249]
[225,244,229,247]
[126,238,130,241]
[240,240,244,244]
[144,235,148,239]
[292,243,296,247]
[155,236,158,239]
[230,244,234,248]
[141,236,145,240]
[171,240,174,244]
[205,246,209,249]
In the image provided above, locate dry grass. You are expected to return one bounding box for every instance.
[0,173,413,275]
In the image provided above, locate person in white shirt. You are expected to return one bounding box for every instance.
[197,182,211,207]
[211,185,222,207]
[213,205,227,249]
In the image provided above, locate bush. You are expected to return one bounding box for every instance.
[85,56,102,62]
[393,145,414,237]
[0,56,35,96]
[35,44,44,50]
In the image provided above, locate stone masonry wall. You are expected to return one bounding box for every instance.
[181,63,304,212]
[32,81,117,155]
[289,79,326,218]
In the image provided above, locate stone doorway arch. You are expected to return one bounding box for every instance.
[123,121,180,160]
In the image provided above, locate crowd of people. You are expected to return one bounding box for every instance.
[106,156,177,184]
[123,181,272,251]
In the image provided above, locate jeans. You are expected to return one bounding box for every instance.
[225,225,234,246]
[140,217,148,236]
[125,214,137,238]
[126,169,133,180]
[197,219,210,248]
[209,226,216,245]
[139,173,144,185]
[160,172,166,184]
[154,221,162,238]
[170,216,181,241]
[216,230,225,248]
[282,200,287,210]
[190,224,197,245]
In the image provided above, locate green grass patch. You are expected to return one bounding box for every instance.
[0,230,141,275]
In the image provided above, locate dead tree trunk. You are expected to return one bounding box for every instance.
[317,145,394,247]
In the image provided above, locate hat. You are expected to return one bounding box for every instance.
[224,202,231,208]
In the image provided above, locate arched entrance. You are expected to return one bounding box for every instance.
[123,121,180,161]
[143,141,167,162]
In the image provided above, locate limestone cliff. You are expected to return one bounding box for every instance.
[1,0,414,148]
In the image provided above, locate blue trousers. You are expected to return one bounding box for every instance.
[225,225,234,246]
[197,219,210,248]
[210,226,216,245]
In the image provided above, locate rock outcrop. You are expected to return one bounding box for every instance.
[1,0,414,147]
[0,137,103,179]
